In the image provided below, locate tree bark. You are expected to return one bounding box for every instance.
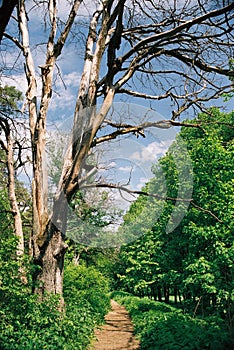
[0,116,24,257]
[33,192,68,295]
[0,0,18,42]
[17,0,83,297]
[6,133,24,256]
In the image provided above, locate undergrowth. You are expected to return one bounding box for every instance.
[0,234,110,350]
[111,291,233,350]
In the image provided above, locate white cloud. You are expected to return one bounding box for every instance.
[107,161,117,168]
[136,177,148,190]
[26,0,99,24]
[56,0,99,20]
[50,71,81,112]
[57,71,80,88]
[130,140,172,164]
[118,165,134,172]
[2,73,30,94]
[1,70,81,121]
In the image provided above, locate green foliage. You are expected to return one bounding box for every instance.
[0,182,12,229]
[0,84,112,349]
[112,292,233,350]
[67,245,120,289]
[115,109,234,328]
[0,222,110,349]
[64,263,110,323]
[0,84,23,114]
[67,189,123,247]
[0,286,106,350]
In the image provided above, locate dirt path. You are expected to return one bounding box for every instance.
[89,299,140,350]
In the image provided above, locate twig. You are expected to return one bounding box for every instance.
[190,201,223,223]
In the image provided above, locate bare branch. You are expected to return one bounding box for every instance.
[2,32,24,50]
[93,119,204,146]
[116,89,172,100]
[120,2,234,63]
[165,49,234,77]
[190,202,223,223]
[81,182,193,203]
[81,183,224,224]
[54,0,83,58]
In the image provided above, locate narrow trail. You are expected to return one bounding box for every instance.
[89,299,140,350]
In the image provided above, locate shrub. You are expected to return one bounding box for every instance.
[64,263,110,323]
[0,234,110,350]
[112,292,233,350]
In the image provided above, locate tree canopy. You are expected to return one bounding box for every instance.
[116,108,233,327]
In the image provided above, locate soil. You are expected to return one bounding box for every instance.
[89,299,140,350]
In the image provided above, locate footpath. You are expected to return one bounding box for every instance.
[90,299,140,350]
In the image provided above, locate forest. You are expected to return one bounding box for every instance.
[0,88,233,349]
[0,1,234,349]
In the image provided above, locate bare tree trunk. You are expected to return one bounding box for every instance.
[33,192,68,295]
[17,0,83,297]
[0,115,24,257]
[31,0,115,296]
[33,225,67,295]
[0,117,27,283]
[6,134,24,256]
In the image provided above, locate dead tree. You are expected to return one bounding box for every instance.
[1,0,234,298]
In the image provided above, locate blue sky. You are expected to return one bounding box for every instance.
[1,1,233,232]
[2,1,233,123]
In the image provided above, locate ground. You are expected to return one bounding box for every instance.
[89,299,140,350]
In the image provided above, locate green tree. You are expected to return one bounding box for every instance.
[116,109,233,329]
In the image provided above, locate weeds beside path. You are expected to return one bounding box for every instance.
[89,299,140,350]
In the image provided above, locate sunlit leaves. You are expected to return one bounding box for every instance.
[116,108,234,322]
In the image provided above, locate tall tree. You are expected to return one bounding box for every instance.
[0,85,25,256]
[117,108,234,325]
[1,0,234,297]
